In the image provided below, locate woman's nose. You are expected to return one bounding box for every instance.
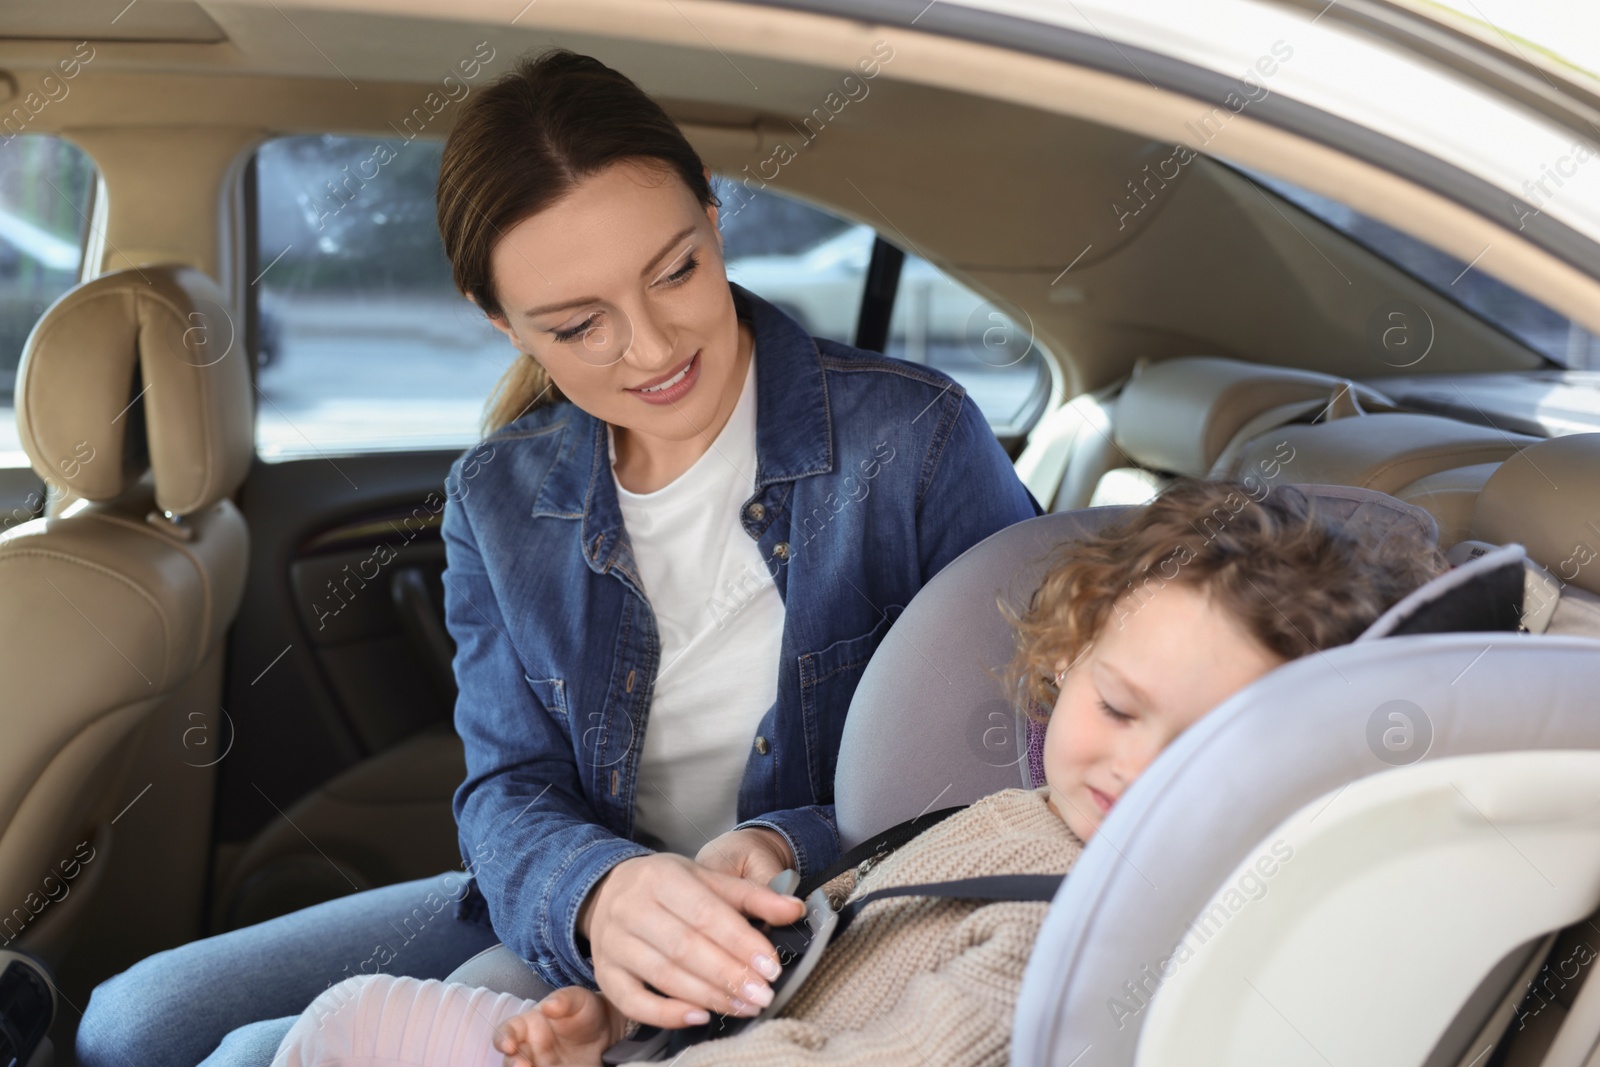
[618,299,676,372]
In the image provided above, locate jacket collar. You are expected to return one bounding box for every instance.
[530,281,834,569]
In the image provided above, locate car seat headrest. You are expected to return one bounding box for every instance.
[1230,412,1539,496]
[833,482,1439,849]
[1471,432,1600,596]
[1112,357,1389,478]
[14,264,253,515]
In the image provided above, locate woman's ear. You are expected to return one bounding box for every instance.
[702,165,726,258]
[468,293,525,351]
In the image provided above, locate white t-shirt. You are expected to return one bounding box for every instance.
[610,346,785,857]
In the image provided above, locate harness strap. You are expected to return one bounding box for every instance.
[832,874,1066,938]
[795,805,969,899]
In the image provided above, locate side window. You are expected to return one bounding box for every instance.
[0,135,96,467]
[251,151,1049,459]
[884,254,1049,437]
[251,135,515,459]
[715,179,1049,435]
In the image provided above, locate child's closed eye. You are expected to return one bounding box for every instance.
[1098,698,1133,724]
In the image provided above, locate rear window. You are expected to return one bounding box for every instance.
[1238,166,1597,369]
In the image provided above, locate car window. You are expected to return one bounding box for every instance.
[0,135,97,468]
[251,135,516,460]
[717,179,1049,435]
[251,142,1048,460]
[1235,164,1599,368]
[882,251,1049,437]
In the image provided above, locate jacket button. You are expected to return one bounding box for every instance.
[772,542,790,561]
[746,502,766,522]
[754,736,770,755]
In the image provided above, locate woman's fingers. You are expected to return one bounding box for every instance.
[697,866,807,927]
[656,870,799,986]
[693,828,795,884]
[623,926,778,1017]
[595,962,720,1030]
[584,852,807,1028]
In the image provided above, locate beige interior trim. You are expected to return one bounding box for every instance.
[199,0,1600,346]
[65,126,265,280]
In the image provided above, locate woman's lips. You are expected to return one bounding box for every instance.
[1088,786,1116,815]
[627,351,700,405]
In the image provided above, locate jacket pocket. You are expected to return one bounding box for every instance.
[797,605,903,801]
[523,675,569,719]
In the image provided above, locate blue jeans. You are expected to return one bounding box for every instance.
[75,870,503,1067]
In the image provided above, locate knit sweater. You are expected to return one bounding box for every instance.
[272,787,1081,1067]
[669,785,1084,1067]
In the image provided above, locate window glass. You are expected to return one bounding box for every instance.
[252,148,1048,459]
[883,253,1049,436]
[1238,165,1597,368]
[253,135,515,459]
[715,180,863,345]
[0,135,96,467]
[716,179,1049,434]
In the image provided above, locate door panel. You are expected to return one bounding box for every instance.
[217,450,461,851]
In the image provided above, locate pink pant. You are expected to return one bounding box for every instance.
[273,974,542,1067]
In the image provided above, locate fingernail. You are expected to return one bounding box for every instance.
[729,996,750,1014]
[684,1010,711,1026]
[752,953,780,980]
[740,980,773,1007]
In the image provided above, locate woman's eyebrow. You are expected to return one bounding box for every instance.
[520,224,699,318]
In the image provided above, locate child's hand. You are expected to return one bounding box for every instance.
[496,986,628,1067]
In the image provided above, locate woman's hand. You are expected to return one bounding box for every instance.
[695,827,796,887]
[577,853,806,1029]
[497,986,626,1067]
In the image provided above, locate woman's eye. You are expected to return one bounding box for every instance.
[550,254,698,344]
[1098,698,1133,724]
[660,252,699,286]
[553,315,598,344]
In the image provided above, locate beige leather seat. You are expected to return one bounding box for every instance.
[1224,412,1539,494]
[1466,431,1600,637]
[0,264,250,960]
[1015,356,1397,511]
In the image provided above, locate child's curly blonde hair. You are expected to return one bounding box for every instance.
[1002,479,1449,717]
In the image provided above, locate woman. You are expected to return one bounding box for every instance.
[75,46,1039,1067]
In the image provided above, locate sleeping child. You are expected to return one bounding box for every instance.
[272,478,1446,1067]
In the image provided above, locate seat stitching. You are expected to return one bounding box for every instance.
[1361,444,1525,489]
[0,547,173,689]
[81,510,216,670]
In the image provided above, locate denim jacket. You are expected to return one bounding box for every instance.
[444,281,1040,989]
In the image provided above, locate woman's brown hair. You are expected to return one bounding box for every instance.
[1002,479,1449,716]
[436,48,720,436]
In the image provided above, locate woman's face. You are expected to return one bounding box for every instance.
[1041,582,1286,842]
[482,159,746,443]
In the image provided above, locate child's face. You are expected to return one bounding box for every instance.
[1042,582,1286,842]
